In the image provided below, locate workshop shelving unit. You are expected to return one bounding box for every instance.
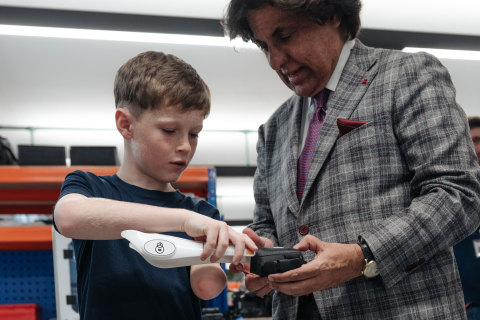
[0,165,220,320]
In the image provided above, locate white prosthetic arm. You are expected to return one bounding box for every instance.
[121,230,305,276]
[121,230,254,268]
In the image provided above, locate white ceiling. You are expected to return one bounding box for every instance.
[0,0,479,134]
[0,34,293,131]
[1,0,480,35]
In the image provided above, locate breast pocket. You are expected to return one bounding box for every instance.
[335,121,377,154]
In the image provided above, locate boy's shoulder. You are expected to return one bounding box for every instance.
[63,169,116,188]
[61,170,118,198]
[65,169,106,181]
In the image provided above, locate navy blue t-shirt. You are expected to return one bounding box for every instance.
[454,228,480,305]
[56,170,220,320]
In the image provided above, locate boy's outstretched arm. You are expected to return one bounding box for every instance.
[190,264,227,300]
[54,193,257,263]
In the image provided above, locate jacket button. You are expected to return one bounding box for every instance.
[299,225,309,235]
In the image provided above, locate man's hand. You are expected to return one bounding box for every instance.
[229,228,275,297]
[266,235,365,296]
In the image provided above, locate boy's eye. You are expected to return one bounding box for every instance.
[162,129,175,134]
[190,133,199,138]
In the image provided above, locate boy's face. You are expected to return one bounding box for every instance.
[128,105,204,191]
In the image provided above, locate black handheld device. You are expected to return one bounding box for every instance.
[250,247,306,277]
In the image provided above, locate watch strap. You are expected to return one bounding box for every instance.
[358,239,374,262]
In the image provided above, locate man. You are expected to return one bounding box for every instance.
[468,117,480,164]
[223,1,480,319]
[454,117,480,320]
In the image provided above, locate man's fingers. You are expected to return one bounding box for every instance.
[229,263,245,274]
[242,228,262,245]
[229,262,251,274]
[245,273,271,297]
[268,262,314,283]
[268,278,315,297]
[293,235,323,251]
[243,233,258,252]
[242,262,251,273]
[243,228,274,248]
[254,285,273,298]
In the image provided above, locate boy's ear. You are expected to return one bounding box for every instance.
[115,108,133,139]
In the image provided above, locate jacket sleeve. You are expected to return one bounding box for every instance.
[360,52,480,288]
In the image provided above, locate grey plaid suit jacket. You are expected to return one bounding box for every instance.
[250,40,480,319]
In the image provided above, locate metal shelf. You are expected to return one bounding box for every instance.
[0,165,211,214]
[0,226,52,250]
[0,166,214,250]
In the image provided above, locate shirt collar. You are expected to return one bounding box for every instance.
[325,39,355,92]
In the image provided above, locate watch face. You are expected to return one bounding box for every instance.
[364,261,380,278]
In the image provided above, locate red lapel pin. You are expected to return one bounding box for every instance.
[361,78,368,84]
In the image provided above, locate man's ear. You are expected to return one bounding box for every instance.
[330,14,341,28]
[115,108,133,139]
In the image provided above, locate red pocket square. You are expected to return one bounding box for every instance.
[337,118,367,137]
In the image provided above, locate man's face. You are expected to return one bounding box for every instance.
[247,5,345,97]
[471,126,480,164]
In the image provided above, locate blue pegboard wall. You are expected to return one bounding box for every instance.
[205,167,229,314]
[0,250,56,320]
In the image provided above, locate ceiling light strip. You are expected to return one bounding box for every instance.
[403,47,480,61]
[0,24,257,49]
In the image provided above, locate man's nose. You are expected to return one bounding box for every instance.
[268,47,287,71]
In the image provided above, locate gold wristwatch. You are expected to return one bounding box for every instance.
[358,238,380,279]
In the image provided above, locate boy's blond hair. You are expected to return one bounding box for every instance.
[114,51,210,117]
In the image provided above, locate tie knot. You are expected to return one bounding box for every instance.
[313,89,329,111]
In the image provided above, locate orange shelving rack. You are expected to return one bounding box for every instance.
[0,165,216,250]
[0,226,53,251]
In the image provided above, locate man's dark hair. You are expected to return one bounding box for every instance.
[223,0,362,43]
[468,116,480,129]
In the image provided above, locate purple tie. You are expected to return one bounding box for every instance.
[297,89,329,203]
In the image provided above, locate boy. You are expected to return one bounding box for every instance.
[54,51,256,320]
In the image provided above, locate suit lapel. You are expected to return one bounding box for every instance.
[278,97,304,215]
[301,41,380,204]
